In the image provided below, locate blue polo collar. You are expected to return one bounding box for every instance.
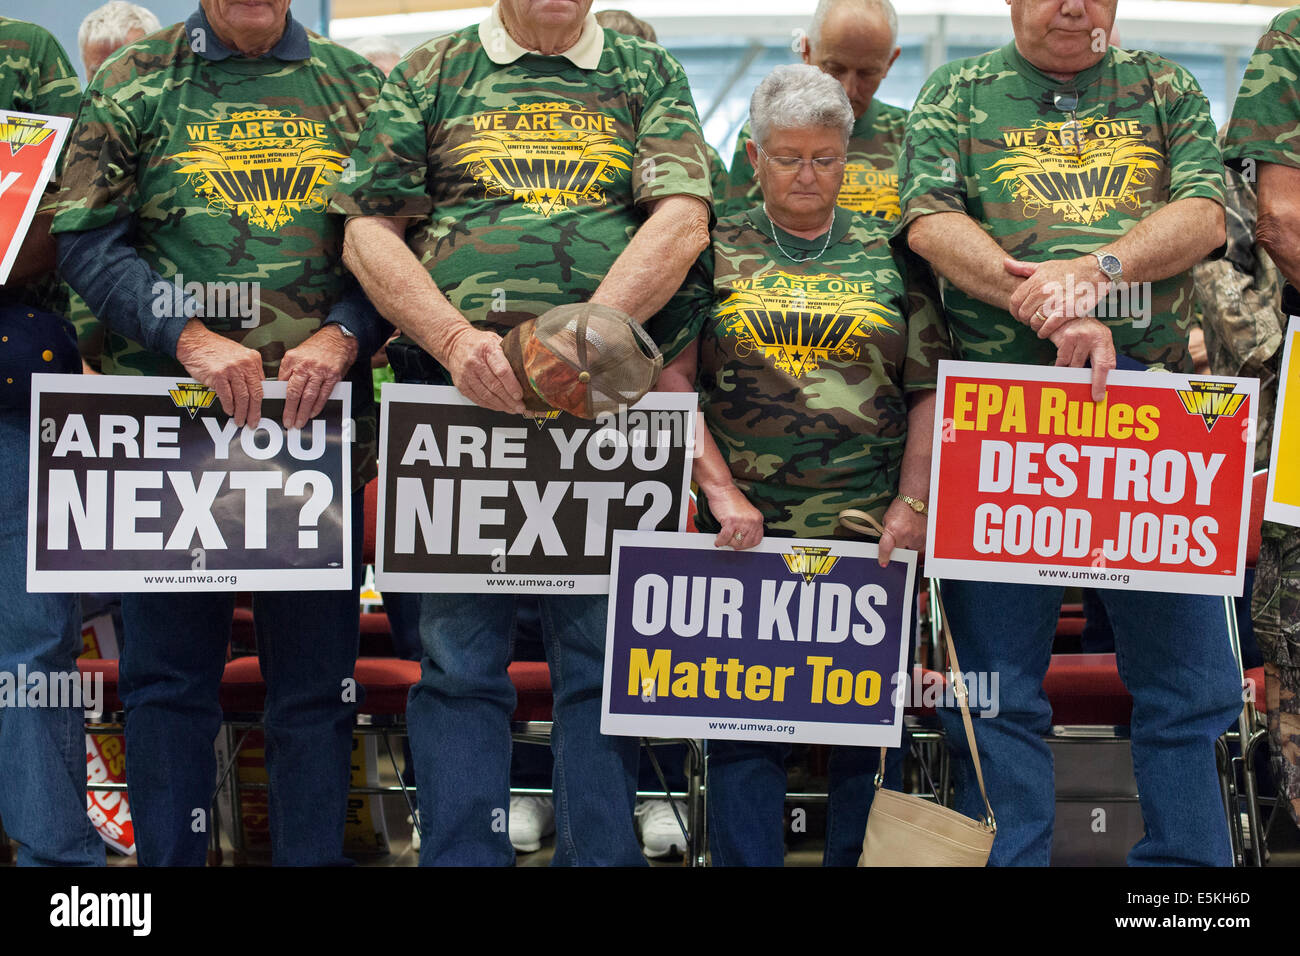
[185,5,310,62]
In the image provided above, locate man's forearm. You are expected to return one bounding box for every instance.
[1102,197,1225,283]
[590,195,710,322]
[55,218,191,357]
[342,216,472,365]
[906,212,1020,312]
[898,391,936,502]
[1257,162,1300,289]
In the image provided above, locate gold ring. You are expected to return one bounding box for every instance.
[733,531,746,541]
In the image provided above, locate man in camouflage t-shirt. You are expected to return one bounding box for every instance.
[337,0,712,866]
[0,15,104,867]
[899,0,1241,867]
[1223,5,1300,829]
[723,0,906,221]
[50,1,387,866]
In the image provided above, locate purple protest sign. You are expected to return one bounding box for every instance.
[601,531,916,747]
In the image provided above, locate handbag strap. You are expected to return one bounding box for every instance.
[876,584,996,833]
[838,508,887,539]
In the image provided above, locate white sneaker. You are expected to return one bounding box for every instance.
[408,811,421,853]
[635,799,688,858]
[509,795,555,853]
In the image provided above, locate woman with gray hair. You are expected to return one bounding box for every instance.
[653,63,951,865]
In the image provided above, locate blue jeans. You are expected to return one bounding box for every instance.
[0,410,103,866]
[707,741,904,866]
[407,592,644,866]
[938,579,1241,866]
[119,494,363,866]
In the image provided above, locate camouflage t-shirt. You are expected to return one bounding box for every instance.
[706,142,728,208]
[899,43,1225,371]
[655,207,950,538]
[1223,7,1300,172]
[333,20,713,350]
[0,17,81,317]
[50,15,384,485]
[723,98,907,221]
[0,17,80,122]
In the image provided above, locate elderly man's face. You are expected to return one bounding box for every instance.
[501,0,594,30]
[204,0,292,41]
[803,5,900,120]
[82,28,145,78]
[747,125,847,227]
[1008,0,1118,74]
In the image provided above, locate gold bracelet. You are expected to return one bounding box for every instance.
[897,494,928,515]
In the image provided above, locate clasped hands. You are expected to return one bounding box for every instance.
[1004,255,1117,402]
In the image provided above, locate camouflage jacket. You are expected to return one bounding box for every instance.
[1224,7,1300,174]
[723,98,907,221]
[0,16,81,317]
[50,7,384,487]
[899,43,1225,370]
[1192,152,1285,470]
[1222,8,1300,549]
[333,9,713,355]
[652,206,950,539]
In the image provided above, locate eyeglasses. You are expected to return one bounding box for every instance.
[1052,89,1084,158]
[757,144,846,176]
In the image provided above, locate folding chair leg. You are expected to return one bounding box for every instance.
[683,739,706,867]
[1217,736,1244,866]
[378,727,420,831]
[1244,728,1271,865]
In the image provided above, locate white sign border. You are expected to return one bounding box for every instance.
[26,373,353,592]
[925,360,1257,597]
[0,110,72,284]
[375,384,698,595]
[600,530,916,748]
[1264,317,1300,528]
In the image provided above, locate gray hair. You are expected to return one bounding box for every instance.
[595,10,658,43]
[348,35,406,67]
[750,64,854,149]
[78,1,161,51]
[810,0,899,49]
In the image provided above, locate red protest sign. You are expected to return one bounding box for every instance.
[0,110,72,283]
[926,362,1257,596]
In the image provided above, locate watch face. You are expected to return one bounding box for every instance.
[1099,254,1121,276]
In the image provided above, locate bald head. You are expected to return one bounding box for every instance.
[803,0,900,120]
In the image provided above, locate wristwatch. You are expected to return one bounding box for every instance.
[1092,251,1123,281]
[330,322,356,340]
[897,494,928,515]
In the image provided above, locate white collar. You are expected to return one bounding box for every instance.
[480,2,604,70]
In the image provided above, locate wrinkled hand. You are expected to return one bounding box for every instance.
[878,498,927,567]
[707,484,764,550]
[1049,316,1116,402]
[278,325,359,430]
[175,319,265,427]
[1006,256,1110,338]
[444,325,524,415]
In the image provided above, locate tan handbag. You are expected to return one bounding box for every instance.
[857,588,996,866]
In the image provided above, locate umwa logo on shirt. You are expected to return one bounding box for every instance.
[169,110,348,230]
[454,102,632,217]
[989,117,1162,225]
[716,271,898,377]
[837,163,900,220]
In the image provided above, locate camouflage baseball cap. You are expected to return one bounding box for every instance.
[501,302,664,419]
